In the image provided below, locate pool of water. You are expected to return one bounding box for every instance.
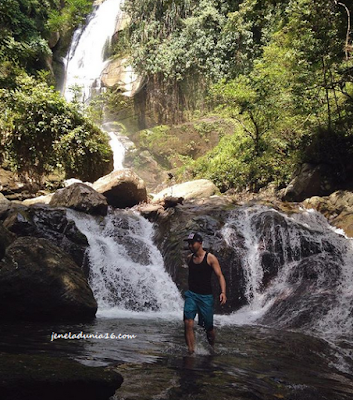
[1,312,353,400]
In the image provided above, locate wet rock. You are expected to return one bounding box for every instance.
[0,237,97,321]
[50,183,108,216]
[147,200,246,313]
[0,352,123,400]
[1,205,88,269]
[162,196,184,209]
[93,169,147,208]
[259,254,341,329]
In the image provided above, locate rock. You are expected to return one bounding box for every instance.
[0,192,10,207]
[152,179,219,203]
[0,223,16,259]
[23,193,54,205]
[0,168,25,198]
[50,183,108,215]
[281,163,335,202]
[0,352,123,400]
[260,254,341,329]
[101,58,142,97]
[162,196,184,209]
[303,190,353,237]
[48,30,60,48]
[0,237,97,321]
[93,169,147,208]
[1,206,89,270]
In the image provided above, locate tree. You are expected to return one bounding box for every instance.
[0,75,112,182]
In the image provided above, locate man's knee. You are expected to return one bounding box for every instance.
[184,318,194,331]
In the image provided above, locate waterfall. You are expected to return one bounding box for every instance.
[220,205,353,343]
[63,0,123,103]
[63,0,127,169]
[67,209,183,318]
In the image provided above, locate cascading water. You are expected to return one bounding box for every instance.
[63,0,127,169]
[67,209,183,318]
[63,0,123,103]
[220,205,353,345]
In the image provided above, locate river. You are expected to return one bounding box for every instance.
[2,312,353,400]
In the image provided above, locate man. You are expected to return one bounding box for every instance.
[183,232,227,355]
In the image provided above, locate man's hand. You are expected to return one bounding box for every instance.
[220,292,227,305]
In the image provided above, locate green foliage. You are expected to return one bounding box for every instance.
[183,0,353,191]
[0,75,112,182]
[0,0,92,75]
[179,125,294,192]
[47,0,93,34]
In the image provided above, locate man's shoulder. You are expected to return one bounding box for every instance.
[206,252,219,265]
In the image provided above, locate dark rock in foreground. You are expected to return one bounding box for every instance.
[0,352,123,400]
[0,237,97,321]
[1,205,89,269]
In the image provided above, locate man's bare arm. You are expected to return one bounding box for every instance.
[208,253,227,305]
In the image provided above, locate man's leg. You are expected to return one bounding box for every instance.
[206,328,215,347]
[184,318,195,354]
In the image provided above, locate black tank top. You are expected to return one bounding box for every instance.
[188,252,213,295]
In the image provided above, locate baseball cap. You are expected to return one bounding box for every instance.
[184,232,203,243]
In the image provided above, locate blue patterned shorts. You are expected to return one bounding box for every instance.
[183,290,214,331]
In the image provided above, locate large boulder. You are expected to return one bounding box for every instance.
[0,352,123,400]
[152,179,219,203]
[143,197,244,314]
[50,183,108,215]
[93,169,147,208]
[0,236,97,321]
[281,163,334,202]
[1,206,89,270]
[101,58,142,97]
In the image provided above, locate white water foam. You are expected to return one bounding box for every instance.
[217,206,353,344]
[107,131,125,170]
[67,209,183,316]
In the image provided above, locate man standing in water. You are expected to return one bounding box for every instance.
[183,232,227,354]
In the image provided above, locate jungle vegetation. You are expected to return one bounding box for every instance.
[122,0,353,191]
[0,0,352,192]
[0,0,112,183]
